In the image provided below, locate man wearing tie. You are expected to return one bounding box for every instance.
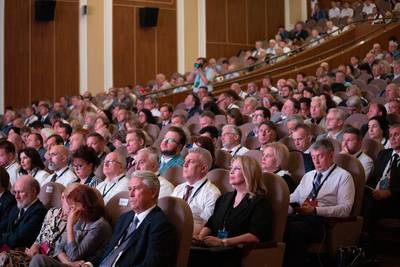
[172,147,221,234]
[84,170,178,267]
[0,175,47,249]
[284,139,355,267]
[364,124,400,232]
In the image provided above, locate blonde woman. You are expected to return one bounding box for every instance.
[190,155,272,267]
[261,142,296,193]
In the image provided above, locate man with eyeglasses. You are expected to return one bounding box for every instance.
[42,145,77,186]
[159,127,186,176]
[96,152,129,204]
[221,125,249,157]
[247,107,270,138]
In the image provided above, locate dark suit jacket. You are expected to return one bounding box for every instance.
[0,199,47,248]
[367,149,400,203]
[95,206,177,267]
[39,114,51,126]
[0,190,16,223]
[302,152,315,173]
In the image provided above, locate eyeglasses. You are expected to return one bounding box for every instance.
[163,138,178,144]
[72,163,87,170]
[104,160,122,166]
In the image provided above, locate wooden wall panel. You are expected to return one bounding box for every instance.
[156,9,177,77]
[206,0,227,43]
[227,0,247,44]
[135,12,157,84]
[30,6,54,103]
[55,1,80,99]
[113,0,177,86]
[4,0,30,108]
[113,6,135,87]
[4,0,79,109]
[206,0,284,60]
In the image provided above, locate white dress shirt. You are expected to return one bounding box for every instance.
[24,115,38,126]
[6,161,20,186]
[329,7,341,18]
[18,168,50,186]
[42,166,77,187]
[96,174,129,204]
[290,164,355,217]
[158,176,175,199]
[354,151,373,180]
[222,144,249,157]
[362,3,376,15]
[172,177,221,229]
[135,204,156,228]
[340,8,354,18]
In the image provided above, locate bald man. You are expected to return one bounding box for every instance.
[43,145,77,186]
[0,175,46,249]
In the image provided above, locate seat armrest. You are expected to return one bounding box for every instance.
[325,216,358,226]
[239,241,278,250]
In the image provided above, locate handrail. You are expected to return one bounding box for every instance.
[144,16,399,98]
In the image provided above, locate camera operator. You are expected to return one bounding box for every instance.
[188,57,216,93]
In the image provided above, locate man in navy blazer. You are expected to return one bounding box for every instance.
[0,175,46,249]
[85,170,177,267]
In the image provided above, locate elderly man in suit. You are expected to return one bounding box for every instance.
[0,175,47,249]
[83,170,178,267]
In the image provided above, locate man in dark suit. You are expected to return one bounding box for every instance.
[38,103,51,126]
[291,124,315,173]
[84,170,177,267]
[0,175,46,249]
[364,124,400,231]
[0,167,16,223]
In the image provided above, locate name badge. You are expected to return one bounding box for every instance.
[46,186,54,193]
[119,198,129,206]
[217,229,228,239]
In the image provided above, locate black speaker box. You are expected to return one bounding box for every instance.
[139,7,159,27]
[35,0,56,21]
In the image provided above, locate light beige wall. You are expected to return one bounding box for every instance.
[183,0,199,72]
[290,0,302,26]
[87,0,105,94]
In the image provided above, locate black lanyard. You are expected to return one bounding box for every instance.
[84,174,95,185]
[55,167,69,181]
[102,175,125,198]
[311,165,337,199]
[188,179,208,204]
[355,151,362,159]
[232,146,243,157]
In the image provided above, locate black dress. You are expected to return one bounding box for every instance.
[188,191,272,267]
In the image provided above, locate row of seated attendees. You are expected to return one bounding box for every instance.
[0,35,400,267]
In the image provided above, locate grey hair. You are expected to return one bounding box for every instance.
[131,170,160,198]
[311,139,334,154]
[111,151,127,170]
[287,114,304,125]
[222,124,242,140]
[311,96,327,114]
[245,97,258,107]
[188,147,213,171]
[328,107,347,121]
[137,147,159,169]
[346,96,362,109]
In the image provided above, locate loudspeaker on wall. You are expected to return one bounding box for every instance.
[139,7,159,27]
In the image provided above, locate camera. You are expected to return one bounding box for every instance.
[194,63,203,69]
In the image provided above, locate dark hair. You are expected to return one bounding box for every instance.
[343,127,362,140]
[160,103,174,113]
[47,134,64,145]
[287,97,300,111]
[203,101,222,115]
[87,132,105,143]
[201,111,216,120]
[18,148,45,174]
[199,126,219,139]
[59,123,73,136]
[194,136,216,162]
[311,139,335,153]
[0,167,10,189]
[226,108,244,126]
[10,127,20,135]
[255,107,271,119]
[0,140,16,154]
[127,129,146,143]
[299,97,311,107]
[189,93,200,108]
[303,87,316,97]
[270,101,283,111]
[66,185,105,222]
[369,115,389,138]
[168,126,187,148]
[370,102,387,118]
[139,109,157,125]
[259,121,278,140]
[72,146,100,169]
[29,120,43,129]
[30,133,43,146]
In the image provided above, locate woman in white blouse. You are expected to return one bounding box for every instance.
[18,147,50,186]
